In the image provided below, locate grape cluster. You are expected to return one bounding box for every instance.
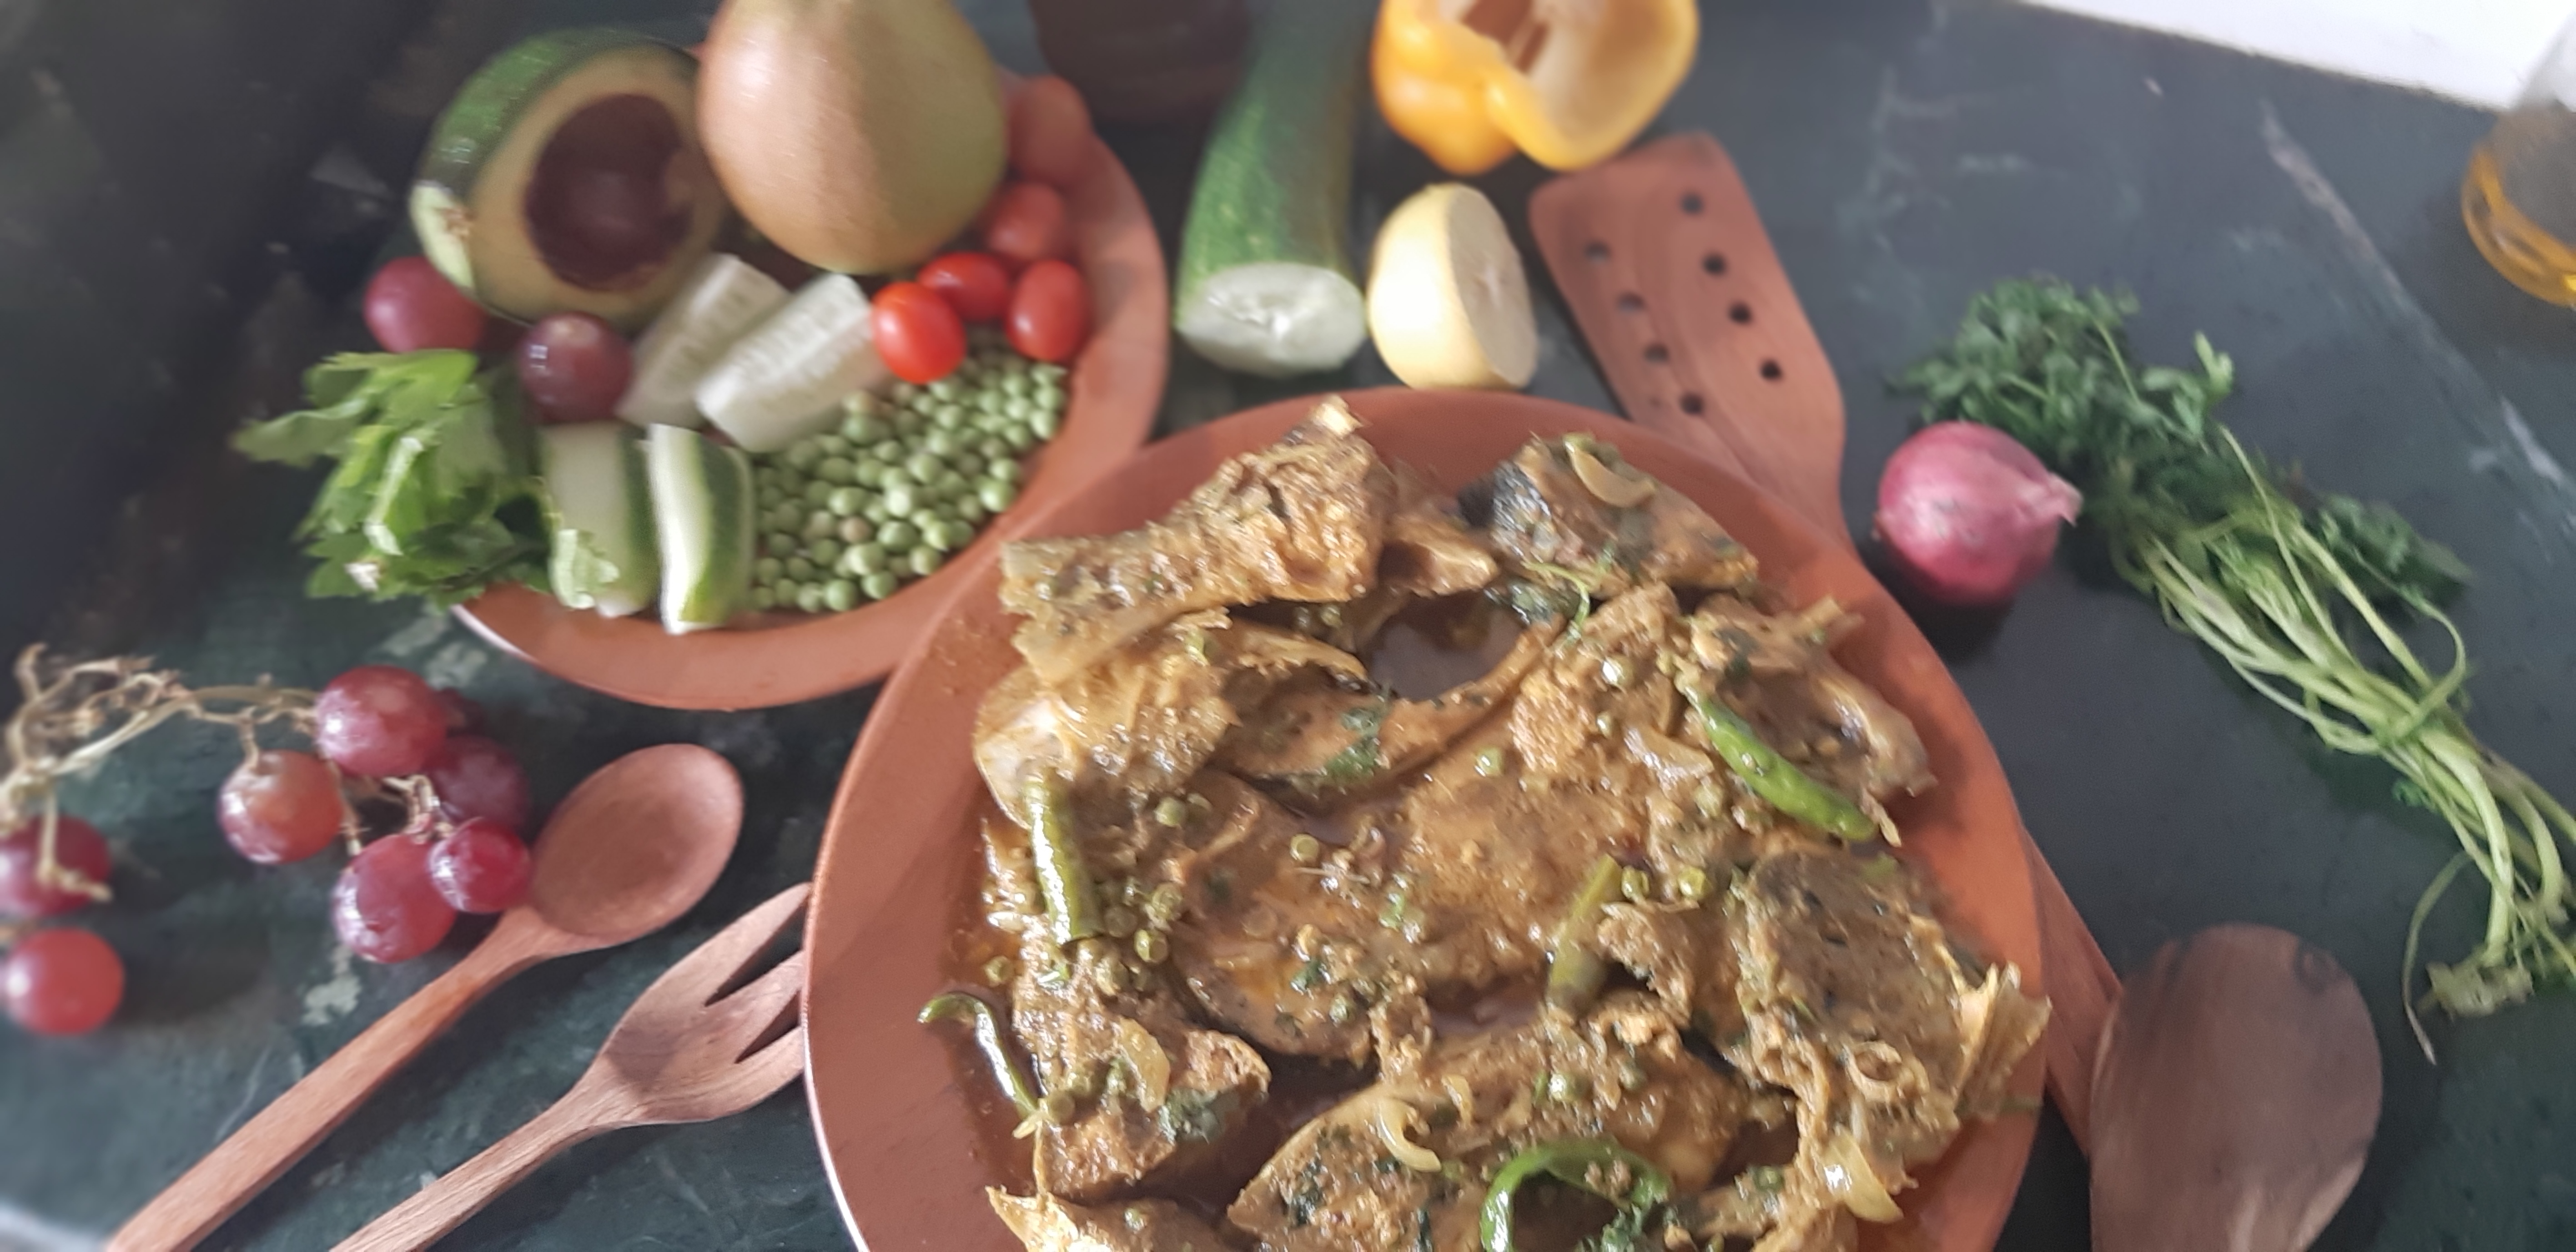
[1,654,538,1037]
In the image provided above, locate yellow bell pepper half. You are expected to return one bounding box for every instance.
[1373,0,1698,176]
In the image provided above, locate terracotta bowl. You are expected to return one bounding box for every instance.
[804,390,2045,1251]
[453,137,1167,710]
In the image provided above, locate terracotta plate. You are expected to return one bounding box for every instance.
[805,390,2045,1251]
[453,137,1168,710]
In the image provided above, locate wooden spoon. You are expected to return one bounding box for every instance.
[2089,924,2381,1252]
[332,882,810,1252]
[109,743,744,1252]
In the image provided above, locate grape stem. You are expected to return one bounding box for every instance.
[0,645,443,913]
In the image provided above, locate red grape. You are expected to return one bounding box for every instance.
[432,687,486,734]
[363,257,488,353]
[0,816,111,919]
[314,666,447,778]
[426,735,530,828]
[331,834,456,964]
[216,750,345,864]
[426,818,531,914]
[517,312,634,423]
[4,927,123,1035]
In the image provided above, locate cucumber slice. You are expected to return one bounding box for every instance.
[540,424,659,618]
[1172,0,1373,378]
[645,424,754,634]
[617,254,792,429]
[692,273,891,453]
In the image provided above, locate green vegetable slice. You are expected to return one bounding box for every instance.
[1478,1139,1671,1252]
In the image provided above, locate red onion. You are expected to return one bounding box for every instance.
[1873,422,2082,606]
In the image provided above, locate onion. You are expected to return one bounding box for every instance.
[1872,423,2082,606]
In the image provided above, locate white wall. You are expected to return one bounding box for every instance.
[2027,0,2576,108]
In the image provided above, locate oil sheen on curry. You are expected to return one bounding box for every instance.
[922,400,2048,1252]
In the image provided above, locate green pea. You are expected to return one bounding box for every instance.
[947,520,981,549]
[765,532,797,558]
[871,439,906,464]
[756,485,784,510]
[922,520,957,552]
[924,430,961,459]
[979,480,1018,514]
[850,460,885,488]
[862,571,900,601]
[951,453,986,480]
[755,465,781,488]
[934,404,970,430]
[1001,395,1034,423]
[795,583,828,613]
[927,379,961,402]
[842,543,887,576]
[889,381,919,405]
[893,407,926,435]
[785,442,822,471]
[807,537,843,566]
[878,520,918,550]
[816,434,850,457]
[978,438,1010,463]
[785,556,815,581]
[1004,424,1037,454]
[804,510,838,539]
[755,556,784,583]
[987,458,1022,485]
[1001,372,1031,399]
[815,456,853,484]
[863,500,892,524]
[824,579,859,612]
[909,546,944,577]
[906,452,944,483]
[843,417,884,447]
[750,586,776,611]
[975,389,1009,416]
[837,516,874,545]
[1030,409,1061,440]
[882,483,918,517]
[953,495,988,524]
[934,470,969,497]
[804,480,835,506]
[1034,385,1065,414]
[829,486,867,517]
[1032,363,1067,384]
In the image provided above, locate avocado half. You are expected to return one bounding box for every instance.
[411,29,727,331]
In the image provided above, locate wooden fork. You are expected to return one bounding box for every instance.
[332,883,813,1252]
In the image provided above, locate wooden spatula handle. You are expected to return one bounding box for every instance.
[1531,132,2123,1155]
[332,1083,619,1252]
[109,934,536,1252]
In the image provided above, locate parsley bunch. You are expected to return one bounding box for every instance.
[234,351,551,610]
[1903,278,2574,1055]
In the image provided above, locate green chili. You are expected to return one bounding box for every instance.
[1478,1139,1671,1252]
[1544,855,1625,1012]
[1685,690,1875,841]
[1026,774,1102,945]
[918,991,1043,1118]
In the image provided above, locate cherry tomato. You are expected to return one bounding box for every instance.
[517,313,634,424]
[1008,76,1099,190]
[872,282,968,384]
[1007,260,1092,364]
[918,252,1015,324]
[978,183,1072,270]
[363,257,488,353]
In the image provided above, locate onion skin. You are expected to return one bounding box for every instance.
[1873,422,2082,606]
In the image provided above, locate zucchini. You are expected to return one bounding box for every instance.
[617,253,792,429]
[645,424,754,634]
[1172,0,1374,377]
[692,273,891,453]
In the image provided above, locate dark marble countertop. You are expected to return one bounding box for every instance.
[7,0,2576,1249]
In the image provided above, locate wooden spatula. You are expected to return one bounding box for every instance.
[1530,131,2123,1148]
[2088,924,2379,1251]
